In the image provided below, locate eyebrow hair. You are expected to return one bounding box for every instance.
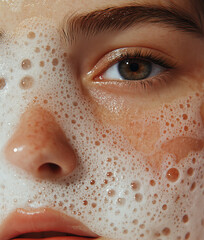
[189,0,204,27]
[61,4,203,45]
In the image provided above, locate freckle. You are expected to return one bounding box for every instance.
[19,76,34,89]
[0,78,6,89]
[27,31,36,39]
[166,168,179,182]
[162,204,167,210]
[52,58,59,66]
[21,59,31,70]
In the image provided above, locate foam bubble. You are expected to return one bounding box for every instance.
[21,59,32,70]
[19,76,34,89]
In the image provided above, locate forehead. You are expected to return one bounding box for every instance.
[0,0,192,31]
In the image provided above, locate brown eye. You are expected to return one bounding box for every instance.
[118,58,152,80]
[102,56,165,81]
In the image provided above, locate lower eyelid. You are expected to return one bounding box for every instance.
[93,71,171,93]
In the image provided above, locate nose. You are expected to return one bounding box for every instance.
[4,105,77,179]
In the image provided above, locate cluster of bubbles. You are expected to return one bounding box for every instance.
[0,16,203,240]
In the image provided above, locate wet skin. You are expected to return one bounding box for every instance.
[0,0,204,240]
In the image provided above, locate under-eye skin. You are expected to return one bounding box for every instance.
[87,48,178,92]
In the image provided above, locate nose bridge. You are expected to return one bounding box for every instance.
[4,105,77,179]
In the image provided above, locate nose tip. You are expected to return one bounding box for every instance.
[4,106,77,179]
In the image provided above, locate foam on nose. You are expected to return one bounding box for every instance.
[0,16,203,240]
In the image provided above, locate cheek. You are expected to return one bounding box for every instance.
[161,137,203,163]
[123,121,161,154]
[91,92,204,169]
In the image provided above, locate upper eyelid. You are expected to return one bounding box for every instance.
[92,48,177,70]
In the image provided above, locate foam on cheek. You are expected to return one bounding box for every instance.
[0,17,203,240]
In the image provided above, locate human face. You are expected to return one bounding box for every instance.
[0,0,203,239]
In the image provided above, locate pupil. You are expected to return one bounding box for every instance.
[129,62,139,72]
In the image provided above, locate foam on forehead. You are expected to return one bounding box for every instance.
[0,16,203,240]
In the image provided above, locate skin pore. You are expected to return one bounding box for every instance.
[0,0,204,240]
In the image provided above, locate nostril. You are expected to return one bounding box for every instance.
[38,163,62,177]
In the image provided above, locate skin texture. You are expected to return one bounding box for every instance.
[0,0,204,240]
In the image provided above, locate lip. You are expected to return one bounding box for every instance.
[0,208,99,240]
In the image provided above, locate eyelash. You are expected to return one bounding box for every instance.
[92,48,177,91]
[111,49,175,69]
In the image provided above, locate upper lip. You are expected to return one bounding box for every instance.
[0,208,99,240]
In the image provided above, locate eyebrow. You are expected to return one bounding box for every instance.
[190,0,204,26]
[61,4,203,45]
